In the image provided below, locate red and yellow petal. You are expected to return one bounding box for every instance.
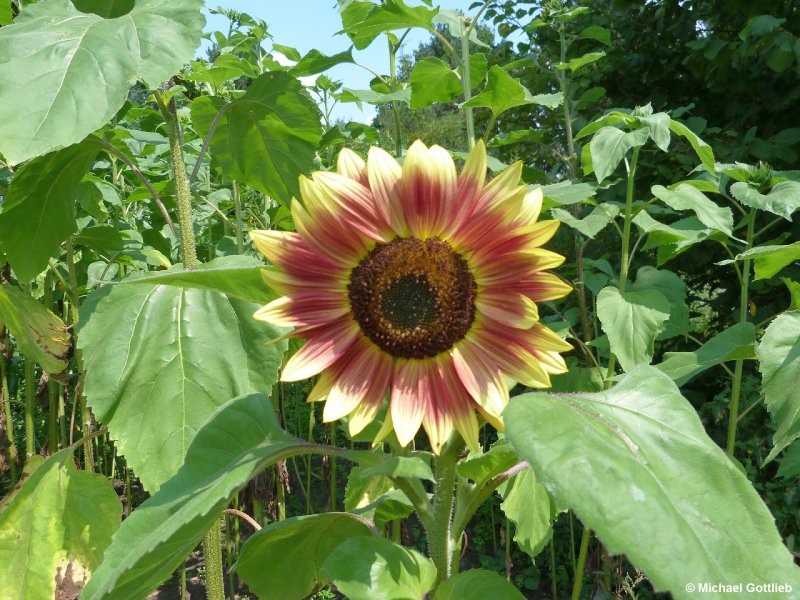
[281,319,361,382]
[451,338,509,421]
[323,339,393,422]
[390,360,428,447]
[254,291,349,328]
[337,148,367,184]
[398,141,457,237]
[475,291,539,329]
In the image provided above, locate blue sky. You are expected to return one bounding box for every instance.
[201,1,483,123]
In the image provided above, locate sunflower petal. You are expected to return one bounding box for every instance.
[282,319,361,382]
[399,141,457,237]
[390,360,427,447]
[337,148,367,183]
[476,291,539,329]
[324,340,392,422]
[452,339,509,419]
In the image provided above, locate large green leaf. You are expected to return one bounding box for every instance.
[730,181,800,221]
[118,255,276,304]
[321,536,437,600]
[0,0,204,164]
[596,286,670,371]
[341,0,437,50]
[0,284,70,373]
[237,514,375,600]
[433,570,525,600]
[76,278,288,492]
[668,119,715,172]
[759,311,800,462]
[497,468,552,559]
[504,366,800,598]
[462,66,562,118]
[289,48,355,77]
[588,126,649,182]
[191,71,322,201]
[81,393,324,599]
[0,448,121,600]
[652,184,733,237]
[409,57,461,108]
[728,242,800,280]
[0,139,101,281]
[656,323,757,385]
[629,266,691,340]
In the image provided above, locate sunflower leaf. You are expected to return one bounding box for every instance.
[77,279,288,492]
[80,393,321,600]
[497,468,552,559]
[596,286,670,371]
[433,570,526,600]
[759,311,800,462]
[236,513,375,600]
[504,366,800,597]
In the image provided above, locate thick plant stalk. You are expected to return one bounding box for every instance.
[727,209,756,457]
[44,274,58,452]
[233,180,244,254]
[571,527,591,600]
[203,520,225,600]
[23,355,35,458]
[460,18,475,150]
[426,438,464,586]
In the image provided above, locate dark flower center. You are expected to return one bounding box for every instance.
[348,237,477,359]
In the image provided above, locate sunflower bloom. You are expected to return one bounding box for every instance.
[252,140,571,453]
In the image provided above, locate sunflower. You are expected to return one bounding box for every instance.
[252,140,571,453]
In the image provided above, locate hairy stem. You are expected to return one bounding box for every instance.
[156,89,199,270]
[233,180,244,254]
[23,352,35,458]
[1,338,18,484]
[202,519,225,600]
[727,209,756,457]
[460,17,475,150]
[427,438,464,586]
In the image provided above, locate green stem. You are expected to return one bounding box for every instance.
[330,423,337,511]
[427,438,464,586]
[1,340,18,484]
[549,535,558,600]
[606,147,640,380]
[44,274,58,453]
[460,18,475,150]
[233,180,244,254]
[202,519,225,600]
[727,209,756,457]
[388,38,403,156]
[156,89,199,270]
[571,527,591,600]
[23,355,35,458]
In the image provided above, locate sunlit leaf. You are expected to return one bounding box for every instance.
[409,57,461,108]
[504,366,800,598]
[588,126,649,182]
[629,267,691,340]
[81,393,321,599]
[497,468,552,559]
[723,242,800,280]
[550,204,619,239]
[462,65,562,117]
[341,0,437,50]
[290,48,355,77]
[652,184,732,236]
[730,181,800,221]
[596,286,670,371]
[77,279,288,492]
[190,71,322,201]
[0,0,205,164]
[759,311,800,462]
[668,119,715,172]
[0,448,121,600]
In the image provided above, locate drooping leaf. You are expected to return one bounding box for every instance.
[550,204,619,239]
[409,57,461,108]
[339,87,412,105]
[0,0,11,25]
[777,441,800,479]
[77,279,288,492]
[236,513,375,600]
[730,181,800,221]
[458,441,518,488]
[321,536,437,600]
[638,112,671,152]
[80,393,327,600]
[462,65,562,117]
[655,322,757,385]
[633,212,713,260]
[556,50,606,74]
[190,71,322,201]
[0,448,121,600]
[118,255,276,305]
[588,126,649,182]
[629,266,691,340]
[577,25,611,46]
[0,284,70,373]
[596,286,670,371]
[74,225,125,254]
[290,48,355,77]
[433,569,525,600]
[504,366,800,598]
[0,0,205,164]
[652,184,733,237]
[497,468,552,559]
[0,138,102,281]
[759,311,800,462]
[668,119,715,172]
